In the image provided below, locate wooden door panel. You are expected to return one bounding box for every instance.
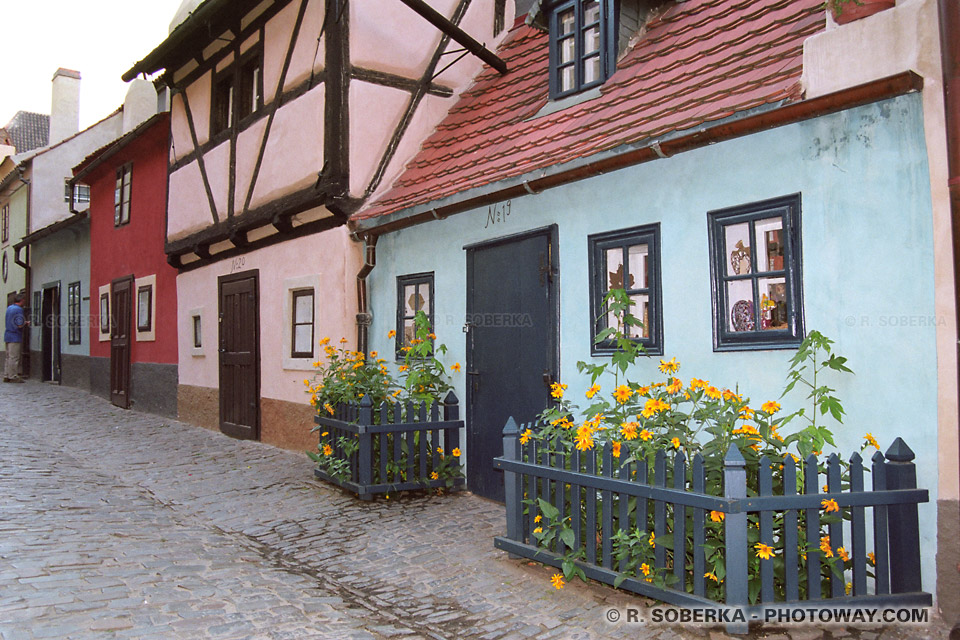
[218,271,260,440]
[110,276,133,408]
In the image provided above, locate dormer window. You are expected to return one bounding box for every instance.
[549,0,615,99]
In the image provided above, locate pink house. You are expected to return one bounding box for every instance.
[122,0,511,449]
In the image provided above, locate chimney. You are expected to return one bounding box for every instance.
[49,68,81,145]
[121,78,158,134]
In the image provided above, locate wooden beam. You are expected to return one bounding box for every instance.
[398,0,507,74]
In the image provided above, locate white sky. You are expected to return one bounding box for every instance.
[1,0,186,130]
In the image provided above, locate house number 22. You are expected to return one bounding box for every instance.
[484,200,512,229]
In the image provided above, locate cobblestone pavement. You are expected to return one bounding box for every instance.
[0,381,951,639]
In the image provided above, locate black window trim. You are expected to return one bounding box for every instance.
[395,272,435,359]
[210,42,264,138]
[115,163,132,227]
[137,284,154,333]
[1,204,8,243]
[290,288,315,359]
[588,223,663,356]
[547,0,617,100]
[707,193,805,352]
[67,281,82,345]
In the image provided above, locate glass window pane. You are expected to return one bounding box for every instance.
[755,217,784,272]
[583,54,600,84]
[404,285,418,315]
[193,316,202,348]
[560,36,575,63]
[294,325,312,354]
[758,277,788,331]
[606,247,625,290]
[560,65,575,92]
[559,9,575,34]
[584,25,600,54]
[726,280,755,332]
[294,292,313,323]
[583,0,600,24]
[418,284,430,315]
[627,244,648,290]
[403,318,416,345]
[725,222,751,276]
[629,294,649,339]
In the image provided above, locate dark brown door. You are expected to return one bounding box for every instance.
[218,270,260,440]
[110,276,133,407]
[41,284,62,383]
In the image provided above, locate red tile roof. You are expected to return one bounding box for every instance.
[353,0,824,224]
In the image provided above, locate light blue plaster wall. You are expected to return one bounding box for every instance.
[29,224,91,357]
[367,93,939,591]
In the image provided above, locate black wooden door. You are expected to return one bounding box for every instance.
[466,227,558,502]
[218,270,260,440]
[110,276,133,407]
[41,285,61,383]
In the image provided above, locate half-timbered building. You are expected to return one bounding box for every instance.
[122,0,511,449]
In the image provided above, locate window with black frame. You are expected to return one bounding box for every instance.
[396,273,434,357]
[708,194,804,351]
[291,289,315,358]
[115,164,132,226]
[67,281,82,345]
[549,0,615,99]
[588,224,662,355]
[211,44,263,136]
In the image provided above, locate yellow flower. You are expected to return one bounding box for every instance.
[321,431,329,437]
[785,453,800,464]
[451,362,461,372]
[550,573,565,590]
[640,563,651,576]
[648,532,655,547]
[845,581,852,595]
[324,403,334,416]
[452,448,461,457]
[705,572,720,583]
[534,515,542,523]
[303,379,310,386]
[620,422,638,440]
[867,552,876,565]
[613,385,632,404]
[322,444,333,456]
[709,510,725,522]
[391,389,402,398]
[722,389,740,402]
[689,378,709,390]
[575,425,594,451]
[519,429,533,445]
[550,382,567,399]
[640,398,670,418]
[705,386,721,400]
[658,357,679,374]
[739,406,754,419]
[820,536,834,558]
[387,329,396,339]
[666,377,683,394]
[611,441,621,458]
[427,333,437,340]
[340,337,348,343]
[586,384,601,399]
[319,337,330,345]
[837,547,850,562]
[635,385,650,396]
[533,526,543,534]
[671,437,680,449]
[755,543,775,560]
[821,498,839,513]
[864,432,879,449]
[398,365,408,372]
[639,429,653,441]
[430,471,439,480]
[761,400,781,414]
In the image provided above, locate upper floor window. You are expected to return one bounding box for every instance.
[588,224,662,355]
[708,194,804,351]
[115,164,132,226]
[64,180,90,207]
[211,45,263,136]
[1,204,8,243]
[549,0,615,99]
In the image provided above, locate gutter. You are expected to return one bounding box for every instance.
[352,71,924,236]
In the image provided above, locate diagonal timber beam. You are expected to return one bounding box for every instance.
[398,0,508,75]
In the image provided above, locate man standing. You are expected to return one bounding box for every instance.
[4,293,29,383]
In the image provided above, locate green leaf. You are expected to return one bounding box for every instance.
[613,573,627,588]
[537,498,560,521]
[560,528,575,548]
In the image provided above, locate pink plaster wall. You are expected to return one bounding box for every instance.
[282,0,326,92]
[167,161,214,241]
[349,82,411,197]
[350,0,460,76]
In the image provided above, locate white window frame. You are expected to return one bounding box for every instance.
[281,274,321,371]
[134,274,157,342]
[189,307,204,357]
[98,284,111,342]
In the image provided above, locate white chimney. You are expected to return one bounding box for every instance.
[122,78,158,134]
[49,68,81,145]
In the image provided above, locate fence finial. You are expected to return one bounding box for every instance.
[503,416,519,436]
[443,389,459,406]
[884,437,914,462]
[724,443,745,466]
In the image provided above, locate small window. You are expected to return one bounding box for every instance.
[192,314,202,349]
[114,164,132,226]
[588,224,662,355]
[64,181,90,206]
[1,204,9,243]
[99,292,110,334]
[238,52,262,120]
[67,281,82,345]
[708,194,804,351]
[33,291,41,326]
[549,0,614,99]
[396,273,434,356]
[211,44,263,136]
[290,289,315,358]
[137,284,153,332]
[212,72,235,134]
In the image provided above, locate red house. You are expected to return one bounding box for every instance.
[72,111,177,415]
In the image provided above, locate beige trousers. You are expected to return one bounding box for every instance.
[4,342,21,379]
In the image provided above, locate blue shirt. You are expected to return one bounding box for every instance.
[5,304,25,343]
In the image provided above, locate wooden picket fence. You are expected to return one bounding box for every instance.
[313,391,464,500]
[493,417,931,633]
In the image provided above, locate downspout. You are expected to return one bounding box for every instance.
[937,0,960,597]
[356,234,378,355]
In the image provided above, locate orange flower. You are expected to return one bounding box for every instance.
[451,448,461,457]
[837,546,850,562]
[387,330,396,339]
[611,441,622,458]
[451,362,461,372]
[586,384,601,399]
[620,422,639,440]
[639,429,652,441]
[761,401,781,414]
[704,386,722,400]
[551,573,565,590]
[322,444,333,456]
[709,510,725,522]
[755,542,775,560]
[519,429,533,445]
[613,385,632,404]
[821,498,839,513]
[666,377,683,394]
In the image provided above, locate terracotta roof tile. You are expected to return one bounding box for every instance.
[355,0,824,221]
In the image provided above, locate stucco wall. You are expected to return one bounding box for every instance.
[366,94,940,594]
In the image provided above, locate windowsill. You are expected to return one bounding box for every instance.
[282,357,316,372]
[190,348,205,357]
[529,86,603,121]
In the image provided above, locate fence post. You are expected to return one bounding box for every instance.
[723,444,749,634]
[502,417,523,554]
[357,395,374,501]
[443,390,460,453]
[884,438,922,593]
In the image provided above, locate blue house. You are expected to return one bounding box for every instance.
[349,0,958,618]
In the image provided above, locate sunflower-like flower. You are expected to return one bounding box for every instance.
[658,358,679,374]
[613,385,632,404]
[755,542,775,560]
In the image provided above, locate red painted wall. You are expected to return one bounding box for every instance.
[85,113,177,364]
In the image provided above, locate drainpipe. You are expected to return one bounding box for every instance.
[356,234,378,355]
[938,0,960,615]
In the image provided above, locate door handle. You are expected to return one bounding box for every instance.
[542,370,553,387]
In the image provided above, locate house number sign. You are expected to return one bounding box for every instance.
[229,256,246,273]
[483,200,512,229]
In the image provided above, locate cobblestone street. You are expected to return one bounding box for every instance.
[0,381,951,639]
